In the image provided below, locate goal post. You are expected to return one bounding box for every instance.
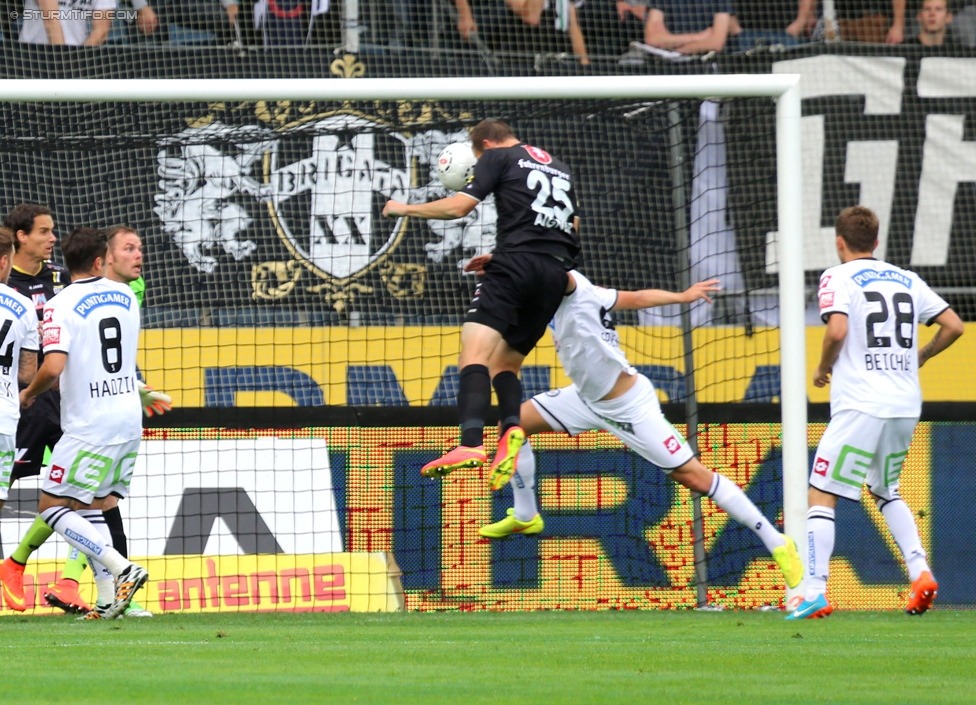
[0,74,807,609]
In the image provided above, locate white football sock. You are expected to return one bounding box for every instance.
[40,507,129,577]
[707,473,784,552]
[878,497,930,582]
[511,441,538,522]
[805,505,835,601]
[78,509,120,605]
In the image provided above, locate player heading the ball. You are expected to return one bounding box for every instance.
[383,119,580,489]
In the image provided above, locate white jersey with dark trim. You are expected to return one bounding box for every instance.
[0,284,40,436]
[549,271,635,403]
[817,258,948,418]
[41,276,142,444]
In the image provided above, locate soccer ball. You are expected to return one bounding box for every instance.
[436,142,477,192]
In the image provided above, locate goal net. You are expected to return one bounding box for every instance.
[0,76,806,613]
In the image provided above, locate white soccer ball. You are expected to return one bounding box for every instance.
[436,142,477,192]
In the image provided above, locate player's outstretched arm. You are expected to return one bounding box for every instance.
[919,308,964,368]
[383,192,478,221]
[813,313,848,387]
[20,351,66,409]
[612,279,721,311]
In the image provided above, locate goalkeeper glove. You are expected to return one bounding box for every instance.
[137,380,173,417]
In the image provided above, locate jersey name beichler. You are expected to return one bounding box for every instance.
[461,143,580,264]
[42,276,142,444]
[817,258,948,418]
[549,271,635,403]
[0,284,40,436]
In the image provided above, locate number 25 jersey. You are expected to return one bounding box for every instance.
[42,276,142,444]
[817,258,949,418]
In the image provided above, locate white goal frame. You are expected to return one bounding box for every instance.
[0,75,806,606]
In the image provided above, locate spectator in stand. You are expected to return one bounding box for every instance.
[125,0,239,45]
[790,0,907,43]
[578,0,647,56]
[729,0,806,50]
[912,0,953,43]
[643,0,732,53]
[19,0,116,45]
[502,0,590,64]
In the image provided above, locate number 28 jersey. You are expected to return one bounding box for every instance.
[818,258,949,418]
[41,276,142,445]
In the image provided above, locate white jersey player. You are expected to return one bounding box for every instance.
[479,270,804,594]
[20,227,148,620]
[0,228,40,508]
[789,206,964,620]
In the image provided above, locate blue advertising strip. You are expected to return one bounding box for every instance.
[931,424,976,604]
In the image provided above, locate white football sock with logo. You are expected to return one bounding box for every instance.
[805,505,835,601]
[511,441,538,522]
[707,473,784,552]
[878,497,930,582]
[78,509,121,605]
[40,506,129,577]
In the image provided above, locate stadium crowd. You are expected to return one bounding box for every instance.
[0,0,967,60]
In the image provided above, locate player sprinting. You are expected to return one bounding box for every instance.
[475,269,804,590]
[19,227,150,620]
[0,226,42,546]
[383,119,580,488]
[787,206,964,619]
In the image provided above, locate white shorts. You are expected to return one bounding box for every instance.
[530,373,695,471]
[810,409,917,502]
[0,434,14,502]
[43,434,141,505]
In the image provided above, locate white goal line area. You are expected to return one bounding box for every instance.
[0,74,808,605]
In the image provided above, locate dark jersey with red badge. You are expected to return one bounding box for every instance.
[9,261,68,329]
[461,143,580,265]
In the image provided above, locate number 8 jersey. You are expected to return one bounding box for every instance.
[41,276,142,444]
[817,258,949,418]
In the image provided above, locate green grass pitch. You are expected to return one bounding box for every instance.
[3,610,975,704]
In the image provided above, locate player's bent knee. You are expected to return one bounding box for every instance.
[670,459,713,494]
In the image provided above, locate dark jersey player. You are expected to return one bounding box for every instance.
[383,119,580,490]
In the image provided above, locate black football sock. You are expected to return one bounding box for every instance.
[492,371,522,433]
[458,364,491,447]
[102,505,128,559]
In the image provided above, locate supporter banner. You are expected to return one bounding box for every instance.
[137,324,974,406]
[2,424,972,614]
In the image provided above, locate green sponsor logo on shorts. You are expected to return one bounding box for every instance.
[67,451,113,492]
[832,445,874,488]
[883,451,907,488]
[0,450,14,487]
[113,452,138,489]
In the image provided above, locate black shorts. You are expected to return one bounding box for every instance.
[464,251,569,356]
[12,388,62,481]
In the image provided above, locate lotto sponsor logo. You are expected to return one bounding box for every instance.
[819,274,831,290]
[663,436,681,455]
[43,308,53,322]
[852,268,912,289]
[524,145,552,164]
[42,326,60,346]
[813,457,830,476]
[49,465,65,483]
[819,291,835,309]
